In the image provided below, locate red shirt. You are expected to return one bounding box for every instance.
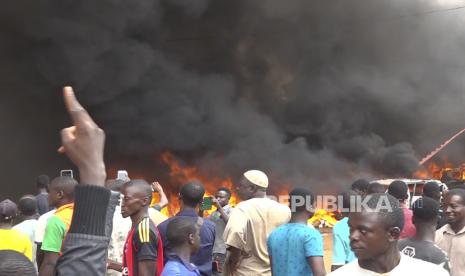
[400,207,416,239]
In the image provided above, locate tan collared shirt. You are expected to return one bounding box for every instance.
[223,197,291,276]
[435,224,465,276]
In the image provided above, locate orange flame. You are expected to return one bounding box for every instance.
[155,152,237,216]
[414,158,465,181]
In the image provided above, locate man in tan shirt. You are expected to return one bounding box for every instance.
[435,188,465,276]
[223,170,291,276]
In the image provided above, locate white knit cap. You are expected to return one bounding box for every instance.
[243,170,268,188]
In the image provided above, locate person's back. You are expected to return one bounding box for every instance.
[0,250,37,276]
[0,228,33,261]
[399,239,449,270]
[399,197,450,272]
[388,180,416,238]
[332,217,356,266]
[224,197,290,275]
[0,199,33,261]
[268,223,323,275]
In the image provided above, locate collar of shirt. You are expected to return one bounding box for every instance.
[443,224,465,235]
[55,203,74,213]
[176,209,198,217]
[167,253,199,272]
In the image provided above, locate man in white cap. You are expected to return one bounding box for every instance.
[223,170,291,276]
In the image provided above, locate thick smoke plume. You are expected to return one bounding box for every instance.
[2,0,465,198]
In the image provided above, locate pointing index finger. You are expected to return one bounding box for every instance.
[63,86,95,127]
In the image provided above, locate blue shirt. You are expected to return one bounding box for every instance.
[332,217,356,265]
[158,210,216,276]
[161,255,201,276]
[267,223,324,276]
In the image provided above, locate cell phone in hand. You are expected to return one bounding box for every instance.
[60,169,73,178]
[116,170,129,180]
[200,197,213,211]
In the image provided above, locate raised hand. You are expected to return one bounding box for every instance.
[58,86,106,186]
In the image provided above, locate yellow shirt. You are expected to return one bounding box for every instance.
[223,197,291,276]
[0,228,33,261]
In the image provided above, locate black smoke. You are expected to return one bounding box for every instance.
[2,0,465,199]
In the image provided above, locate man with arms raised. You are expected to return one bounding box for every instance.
[329,193,448,276]
[108,179,164,276]
[223,170,291,276]
[436,188,465,276]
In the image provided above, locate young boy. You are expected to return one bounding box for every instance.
[162,217,201,276]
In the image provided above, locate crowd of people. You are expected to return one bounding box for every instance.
[1,87,465,276]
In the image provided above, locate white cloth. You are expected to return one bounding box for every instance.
[328,254,449,276]
[34,209,55,243]
[14,219,38,270]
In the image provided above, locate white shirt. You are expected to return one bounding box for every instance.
[34,209,55,243]
[14,219,39,270]
[328,254,449,276]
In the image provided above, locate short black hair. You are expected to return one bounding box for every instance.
[289,187,314,213]
[363,193,404,231]
[387,180,408,200]
[367,182,386,194]
[166,217,197,248]
[50,176,78,200]
[180,182,205,207]
[18,196,37,216]
[0,250,36,276]
[217,187,232,198]
[124,179,153,202]
[36,175,49,189]
[351,179,369,192]
[423,182,440,198]
[412,197,439,222]
[445,188,465,205]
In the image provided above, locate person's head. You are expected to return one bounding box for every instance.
[108,179,127,193]
[387,180,409,202]
[0,250,36,276]
[351,179,370,196]
[36,175,50,191]
[236,170,268,200]
[289,187,315,219]
[18,195,38,217]
[349,193,404,261]
[0,199,17,225]
[179,181,205,208]
[121,179,152,218]
[412,197,440,227]
[48,176,78,208]
[339,190,360,216]
[166,217,200,254]
[215,188,231,207]
[367,182,386,195]
[443,188,465,227]
[423,182,441,202]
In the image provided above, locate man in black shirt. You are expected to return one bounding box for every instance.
[399,197,450,272]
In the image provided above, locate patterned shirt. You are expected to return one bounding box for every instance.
[267,223,323,276]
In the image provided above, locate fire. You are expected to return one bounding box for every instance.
[155,152,238,216]
[414,159,465,181]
